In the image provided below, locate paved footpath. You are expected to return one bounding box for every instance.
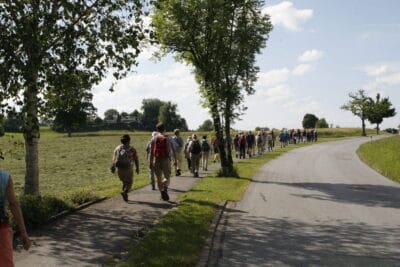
[214,137,400,266]
[14,165,219,267]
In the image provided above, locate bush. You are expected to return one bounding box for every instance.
[18,195,71,228]
[385,128,399,134]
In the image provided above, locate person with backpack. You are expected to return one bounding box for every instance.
[201,135,211,171]
[111,134,139,202]
[0,155,31,267]
[211,136,220,163]
[188,134,201,177]
[172,129,184,176]
[149,123,177,201]
[146,132,158,190]
[184,136,192,172]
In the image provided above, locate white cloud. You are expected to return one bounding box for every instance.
[263,1,313,31]
[258,68,291,87]
[298,49,323,62]
[262,85,292,103]
[364,64,389,76]
[362,63,400,91]
[292,64,312,76]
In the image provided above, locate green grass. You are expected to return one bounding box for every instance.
[120,140,326,267]
[0,130,196,200]
[357,135,400,184]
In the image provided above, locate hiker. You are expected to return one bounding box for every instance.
[267,131,274,151]
[172,129,184,176]
[246,131,255,157]
[238,133,246,159]
[184,136,192,172]
[149,123,177,201]
[111,134,139,201]
[212,136,220,163]
[256,132,263,155]
[188,134,201,177]
[0,157,31,267]
[201,135,211,171]
[233,134,239,158]
[146,132,158,190]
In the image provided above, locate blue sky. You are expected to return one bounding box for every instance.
[93,0,400,130]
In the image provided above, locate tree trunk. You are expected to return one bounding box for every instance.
[68,130,72,137]
[23,79,40,195]
[361,118,366,136]
[23,10,41,196]
[210,105,231,176]
[376,123,380,135]
[224,114,233,165]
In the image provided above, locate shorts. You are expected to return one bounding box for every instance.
[154,157,171,178]
[0,224,14,267]
[117,166,133,182]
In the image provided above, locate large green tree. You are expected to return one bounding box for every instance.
[366,93,396,134]
[341,89,370,136]
[152,0,272,174]
[0,1,147,195]
[316,118,329,128]
[158,101,188,131]
[141,98,165,131]
[45,69,96,137]
[302,114,319,129]
[198,119,213,131]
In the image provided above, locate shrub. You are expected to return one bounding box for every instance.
[18,195,70,228]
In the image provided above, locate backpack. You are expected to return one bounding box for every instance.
[191,140,201,154]
[116,145,131,168]
[201,140,210,152]
[154,135,169,158]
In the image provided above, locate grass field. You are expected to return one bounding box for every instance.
[0,129,202,200]
[357,135,400,184]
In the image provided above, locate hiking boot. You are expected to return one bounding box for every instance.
[176,169,181,176]
[121,191,128,202]
[161,188,169,201]
[151,182,156,190]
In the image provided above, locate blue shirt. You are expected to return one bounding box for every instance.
[0,170,10,220]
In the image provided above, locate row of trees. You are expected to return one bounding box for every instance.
[102,98,188,131]
[341,89,396,135]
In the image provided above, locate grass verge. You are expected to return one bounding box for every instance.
[120,140,323,267]
[357,135,400,184]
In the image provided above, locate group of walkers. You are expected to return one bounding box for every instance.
[110,123,320,203]
[111,123,221,203]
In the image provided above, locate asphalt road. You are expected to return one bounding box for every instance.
[215,137,400,267]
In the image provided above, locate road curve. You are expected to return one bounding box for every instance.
[215,137,400,267]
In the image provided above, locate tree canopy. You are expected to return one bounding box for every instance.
[366,93,396,134]
[341,89,370,136]
[316,118,329,128]
[302,114,319,129]
[152,0,272,175]
[0,1,147,195]
[198,119,214,131]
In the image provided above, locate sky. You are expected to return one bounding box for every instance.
[92,0,400,130]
